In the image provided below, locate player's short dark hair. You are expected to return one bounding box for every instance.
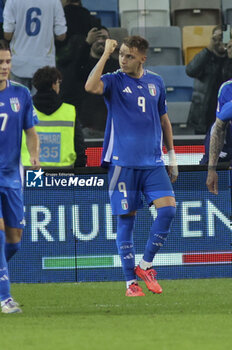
[32,66,62,92]
[0,39,10,52]
[123,36,149,54]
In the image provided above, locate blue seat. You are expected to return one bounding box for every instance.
[82,0,119,27]
[146,66,194,102]
[131,27,183,66]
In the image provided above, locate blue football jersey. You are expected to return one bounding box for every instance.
[101,69,167,168]
[217,80,232,122]
[0,80,38,188]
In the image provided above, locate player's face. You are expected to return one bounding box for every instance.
[119,44,146,78]
[0,50,11,87]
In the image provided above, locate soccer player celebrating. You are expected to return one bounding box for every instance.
[85,36,178,296]
[207,79,232,194]
[0,40,39,313]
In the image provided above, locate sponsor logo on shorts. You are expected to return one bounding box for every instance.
[20,218,26,226]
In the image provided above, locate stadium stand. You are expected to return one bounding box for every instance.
[131,26,183,66]
[119,0,170,33]
[182,25,215,65]
[170,0,222,28]
[82,0,119,27]
[108,27,129,60]
[108,27,129,46]
[167,101,194,135]
[222,0,232,25]
[147,65,194,102]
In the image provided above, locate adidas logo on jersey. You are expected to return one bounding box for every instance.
[123,86,132,93]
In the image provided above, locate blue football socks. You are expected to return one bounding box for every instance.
[5,242,21,262]
[0,230,11,301]
[143,206,176,263]
[116,215,136,281]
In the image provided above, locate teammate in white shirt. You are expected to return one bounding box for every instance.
[85,36,178,296]
[3,0,66,91]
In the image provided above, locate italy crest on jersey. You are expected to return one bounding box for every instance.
[121,199,128,210]
[10,97,20,112]
[148,84,156,96]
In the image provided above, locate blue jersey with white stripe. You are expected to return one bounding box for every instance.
[101,69,167,168]
[0,80,38,188]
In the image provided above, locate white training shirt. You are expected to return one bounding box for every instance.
[3,0,67,78]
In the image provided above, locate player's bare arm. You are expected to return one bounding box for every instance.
[85,39,117,95]
[206,118,227,194]
[161,113,178,183]
[25,127,40,169]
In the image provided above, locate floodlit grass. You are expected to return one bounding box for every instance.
[1,279,232,350]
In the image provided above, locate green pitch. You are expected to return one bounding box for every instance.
[1,279,232,350]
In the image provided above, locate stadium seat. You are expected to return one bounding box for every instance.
[108,27,129,60]
[182,25,215,65]
[119,0,170,34]
[222,0,232,25]
[82,0,119,27]
[108,27,129,47]
[170,0,222,28]
[167,101,194,135]
[131,26,183,66]
[146,66,194,102]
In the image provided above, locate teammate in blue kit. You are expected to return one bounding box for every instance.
[85,36,178,296]
[207,79,232,194]
[0,40,40,313]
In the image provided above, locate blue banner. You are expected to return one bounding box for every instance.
[9,170,232,283]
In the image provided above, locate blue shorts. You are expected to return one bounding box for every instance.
[0,187,24,229]
[108,166,175,215]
